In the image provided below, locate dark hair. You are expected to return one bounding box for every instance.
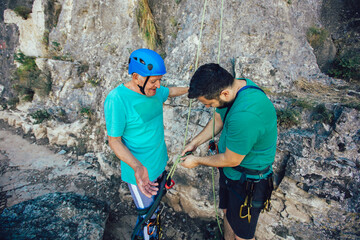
[188,63,234,99]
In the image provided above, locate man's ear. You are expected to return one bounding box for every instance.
[219,89,230,101]
[132,73,141,84]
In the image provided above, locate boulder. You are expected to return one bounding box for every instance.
[0,192,108,240]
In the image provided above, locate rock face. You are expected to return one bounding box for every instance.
[0,192,108,240]
[0,0,359,239]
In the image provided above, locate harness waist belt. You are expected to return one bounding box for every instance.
[232,165,270,176]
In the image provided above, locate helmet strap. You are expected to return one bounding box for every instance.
[138,76,150,96]
[138,76,150,95]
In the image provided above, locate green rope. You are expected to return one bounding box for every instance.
[212,0,225,235]
[167,0,208,181]
[167,100,193,180]
[167,0,225,236]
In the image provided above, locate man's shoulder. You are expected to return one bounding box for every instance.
[106,84,127,99]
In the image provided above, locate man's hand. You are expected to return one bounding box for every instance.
[181,143,197,157]
[134,165,159,198]
[181,155,200,169]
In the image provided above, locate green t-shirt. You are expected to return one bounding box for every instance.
[104,84,170,184]
[216,79,277,180]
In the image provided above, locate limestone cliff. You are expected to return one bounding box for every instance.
[0,0,359,239]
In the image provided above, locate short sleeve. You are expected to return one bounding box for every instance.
[160,86,170,103]
[226,111,261,155]
[104,92,126,137]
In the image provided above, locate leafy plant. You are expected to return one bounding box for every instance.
[13,52,52,101]
[290,98,314,110]
[7,97,19,109]
[276,108,300,128]
[43,30,50,46]
[306,26,329,48]
[80,107,94,121]
[87,77,102,87]
[311,104,334,124]
[30,110,51,124]
[14,6,32,19]
[328,52,360,81]
[77,63,89,76]
[13,52,39,101]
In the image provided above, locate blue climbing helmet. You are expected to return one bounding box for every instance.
[128,48,166,77]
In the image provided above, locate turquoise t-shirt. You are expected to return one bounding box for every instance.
[104,84,170,185]
[216,79,277,180]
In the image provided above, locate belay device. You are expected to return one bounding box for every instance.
[208,139,219,156]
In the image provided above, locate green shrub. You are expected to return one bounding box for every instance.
[276,108,300,128]
[311,104,334,124]
[13,52,52,101]
[80,107,94,120]
[290,98,314,110]
[328,52,360,81]
[43,30,50,46]
[7,97,19,109]
[14,6,32,19]
[306,26,328,48]
[77,63,89,76]
[87,77,101,87]
[30,110,51,124]
[13,52,40,101]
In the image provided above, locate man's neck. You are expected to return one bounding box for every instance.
[232,78,247,98]
[125,80,143,95]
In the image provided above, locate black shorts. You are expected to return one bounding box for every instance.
[219,168,272,239]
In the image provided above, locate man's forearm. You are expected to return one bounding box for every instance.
[182,147,245,169]
[108,136,142,170]
[191,112,223,147]
[168,87,189,98]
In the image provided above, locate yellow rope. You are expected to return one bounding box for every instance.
[167,0,225,236]
[211,0,225,235]
[167,0,208,180]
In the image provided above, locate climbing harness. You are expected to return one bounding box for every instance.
[237,174,274,223]
[262,175,274,213]
[131,172,168,240]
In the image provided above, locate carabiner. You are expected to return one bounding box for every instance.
[239,196,252,223]
[147,221,156,235]
[165,179,175,189]
[239,205,251,223]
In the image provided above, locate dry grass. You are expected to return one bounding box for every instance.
[294,77,331,95]
[136,0,159,49]
[293,77,359,109]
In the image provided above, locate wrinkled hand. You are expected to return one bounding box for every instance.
[181,154,200,169]
[134,165,159,198]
